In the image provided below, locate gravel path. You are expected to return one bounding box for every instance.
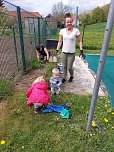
[62,56,107,96]
[15,56,108,96]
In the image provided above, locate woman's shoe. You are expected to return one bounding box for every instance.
[62,78,66,83]
[68,77,74,82]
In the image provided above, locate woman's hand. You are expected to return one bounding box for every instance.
[54,50,58,55]
[79,50,86,59]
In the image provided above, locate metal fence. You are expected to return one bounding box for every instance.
[0,1,49,81]
[0,1,58,99]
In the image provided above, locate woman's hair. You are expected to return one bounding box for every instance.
[36,44,44,51]
[33,76,45,84]
[36,44,41,51]
[64,12,72,18]
[64,12,73,23]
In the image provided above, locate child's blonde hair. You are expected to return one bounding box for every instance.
[52,68,60,75]
[33,76,45,84]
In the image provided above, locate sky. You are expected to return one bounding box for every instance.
[5,0,111,16]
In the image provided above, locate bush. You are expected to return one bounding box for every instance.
[30,58,44,69]
[0,29,12,36]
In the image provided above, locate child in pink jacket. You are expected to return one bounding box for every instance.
[26,76,50,113]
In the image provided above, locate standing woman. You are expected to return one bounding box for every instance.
[56,12,85,83]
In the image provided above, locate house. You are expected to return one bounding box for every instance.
[9,11,42,33]
[45,14,54,22]
[9,11,41,22]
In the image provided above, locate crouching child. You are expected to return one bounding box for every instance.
[26,76,50,113]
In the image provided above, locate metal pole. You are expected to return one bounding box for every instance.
[12,26,19,71]
[82,24,86,43]
[44,20,47,44]
[42,19,45,44]
[75,7,78,28]
[17,6,26,72]
[38,17,40,44]
[33,18,36,48]
[86,0,114,131]
[28,18,30,34]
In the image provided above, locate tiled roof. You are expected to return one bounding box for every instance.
[9,11,42,19]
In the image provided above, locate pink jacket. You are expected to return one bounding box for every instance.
[26,82,50,107]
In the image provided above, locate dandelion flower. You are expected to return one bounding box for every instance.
[92,121,96,127]
[1,140,5,145]
[112,112,114,115]
[104,118,108,122]
[105,104,108,108]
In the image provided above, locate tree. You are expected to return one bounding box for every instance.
[52,2,72,27]
[79,12,91,25]
[91,7,105,23]
[102,4,110,21]
[0,7,16,27]
[79,3,110,25]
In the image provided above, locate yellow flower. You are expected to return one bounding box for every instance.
[92,121,96,127]
[112,112,114,115]
[105,104,108,108]
[104,118,108,122]
[1,140,5,145]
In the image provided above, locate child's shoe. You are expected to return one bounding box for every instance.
[62,78,66,83]
[34,105,46,113]
[34,108,39,113]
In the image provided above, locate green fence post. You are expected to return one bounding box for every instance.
[38,17,40,44]
[42,19,44,44]
[82,23,86,43]
[44,20,47,44]
[17,6,26,72]
[33,19,36,47]
[12,26,19,71]
[28,18,31,34]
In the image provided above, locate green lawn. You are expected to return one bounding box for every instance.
[1,22,114,152]
[79,22,114,51]
[0,92,114,152]
[82,49,114,56]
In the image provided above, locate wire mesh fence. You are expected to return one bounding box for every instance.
[0,1,55,99]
